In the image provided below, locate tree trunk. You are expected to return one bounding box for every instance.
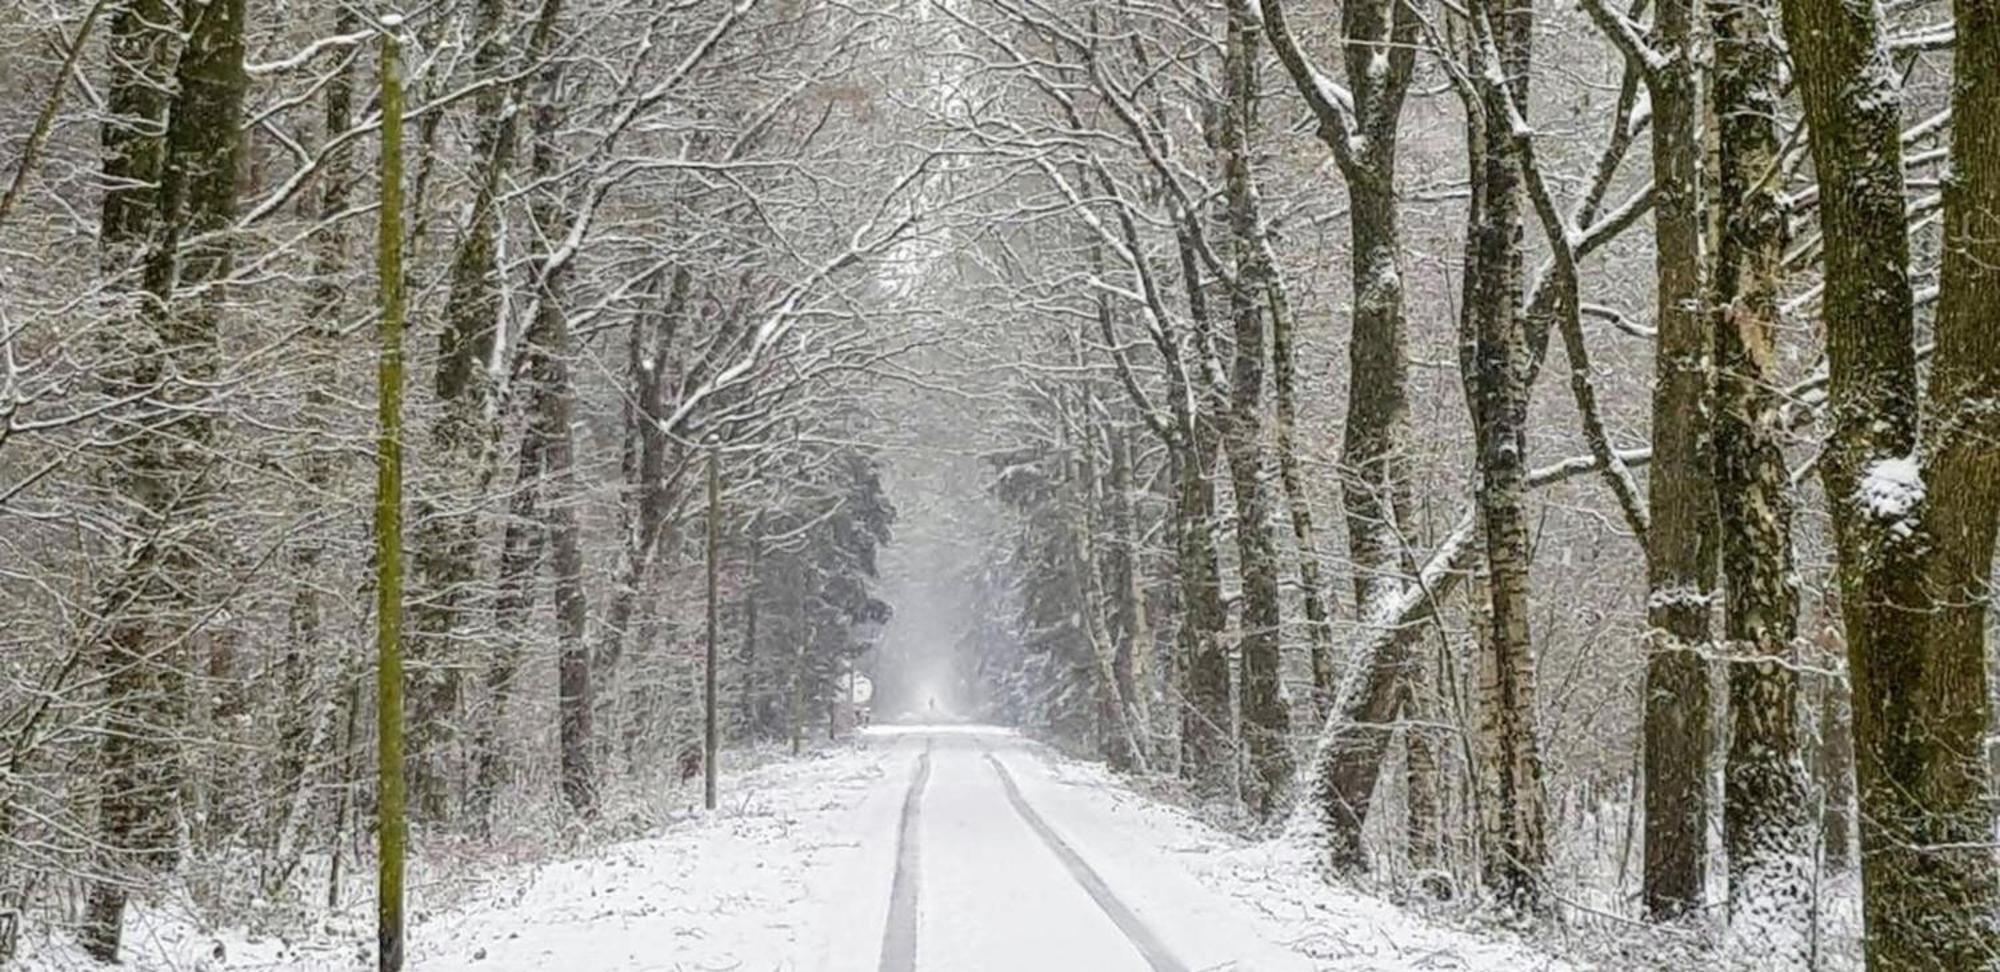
[1905,0,2000,961]
[1816,665,1854,873]
[1465,0,1548,909]
[518,22,595,815]
[471,430,546,827]
[705,446,721,810]
[1171,229,1234,804]
[270,2,361,895]
[1219,0,1291,821]
[1267,251,1333,716]
[86,0,246,957]
[598,269,689,733]
[1405,670,1445,883]
[409,0,513,821]
[1781,0,2000,960]
[741,534,763,733]
[1639,0,1719,921]
[1261,0,1420,860]
[1712,0,1812,959]
[1108,425,1153,769]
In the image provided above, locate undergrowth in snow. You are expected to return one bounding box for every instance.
[12,732,1869,971]
[1011,747,1578,971]
[12,744,897,971]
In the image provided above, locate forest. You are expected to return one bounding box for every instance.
[0,0,1995,968]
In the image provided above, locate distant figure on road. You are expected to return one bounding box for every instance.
[928,697,937,716]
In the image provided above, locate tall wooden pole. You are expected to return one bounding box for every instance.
[704,443,720,810]
[373,17,408,972]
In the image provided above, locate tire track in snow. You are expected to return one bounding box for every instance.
[877,737,932,972]
[983,751,1191,972]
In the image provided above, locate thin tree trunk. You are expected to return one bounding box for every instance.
[1108,424,1153,770]
[1266,249,1333,715]
[1218,0,1290,821]
[271,2,361,895]
[86,0,246,955]
[471,432,546,826]
[1815,664,1854,873]
[1465,0,1548,909]
[597,269,690,715]
[705,446,721,810]
[1712,0,1812,958]
[411,0,563,822]
[522,70,595,814]
[1636,0,1719,919]
[741,534,762,733]
[1170,229,1234,804]
[409,0,511,821]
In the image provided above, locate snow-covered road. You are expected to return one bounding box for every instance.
[21,725,1577,971]
[843,726,1348,971]
[886,731,1170,971]
[398,725,1562,971]
[395,726,1319,972]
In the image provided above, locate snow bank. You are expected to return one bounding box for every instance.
[13,744,912,972]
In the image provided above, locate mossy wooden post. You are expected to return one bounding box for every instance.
[374,17,409,972]
[705,442,721,810]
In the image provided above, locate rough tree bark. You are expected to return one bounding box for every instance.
[86,0,246,957]
[1218,0,1291,821]
[1260,0,1421,864]
[1781,0,2000,961]
[1465,0,1548,909]
[1711,0,1812,959]
[1642,0,1718,920]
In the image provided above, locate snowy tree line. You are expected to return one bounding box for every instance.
[1,0,1997,969]
[902,0,1997,968]
[1,0,919,963]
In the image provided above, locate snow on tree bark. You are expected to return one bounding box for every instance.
[410,0,515,823]
[1634,0,1720,919]
[1463,0,1549,909]
[1781,0,2000,960]
[86,0,247,957]
[1261,0,1421,869]
[1711,0,1813,959]
[1218,0,1291,822]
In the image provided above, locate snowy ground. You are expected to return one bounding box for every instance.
[18,726,1581,971]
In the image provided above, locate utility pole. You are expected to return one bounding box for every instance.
[373,16,408,972]
[704,442,720,811]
